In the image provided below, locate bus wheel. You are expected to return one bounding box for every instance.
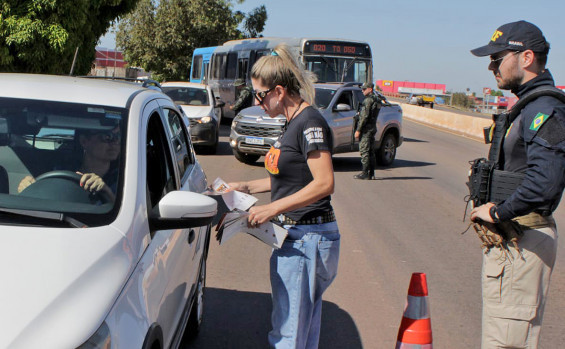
[233,150,260,164]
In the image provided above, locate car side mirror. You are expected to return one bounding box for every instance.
[215,97,225,108]
[149,191,218,230]
[334,103,352,112]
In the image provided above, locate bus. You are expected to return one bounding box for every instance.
[201,37,373,120]
[189,46,217,84]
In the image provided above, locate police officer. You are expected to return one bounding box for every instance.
[354,82,381,180]
[230,79,253,115]
[469,21,565,348]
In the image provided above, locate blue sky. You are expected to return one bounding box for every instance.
[99,0,564,95]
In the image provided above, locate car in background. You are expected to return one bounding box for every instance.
[161,82,224,154]
[0,74,217,348]
[229,82,403,165]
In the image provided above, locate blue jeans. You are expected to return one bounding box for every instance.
[268,221,340,349]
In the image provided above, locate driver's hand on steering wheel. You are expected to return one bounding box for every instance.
[18,175,36,193]
[77,172,107,193]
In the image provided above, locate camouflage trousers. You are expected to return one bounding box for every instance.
[359,131,376,171]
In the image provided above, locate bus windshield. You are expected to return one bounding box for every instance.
[305,57,369,83]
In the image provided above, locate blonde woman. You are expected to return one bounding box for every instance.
[228,44,340,349]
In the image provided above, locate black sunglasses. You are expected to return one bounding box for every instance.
[490,51,520,69]
[94,131,121,143]
[253,87,275,104]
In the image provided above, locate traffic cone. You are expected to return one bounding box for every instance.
[395,272,433,349]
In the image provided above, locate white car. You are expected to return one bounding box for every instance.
[0,74,217,348]
[161,82,224,154]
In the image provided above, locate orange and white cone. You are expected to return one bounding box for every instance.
[395,272,433,349]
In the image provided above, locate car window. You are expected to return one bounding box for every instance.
[354,90,365,110]
[335,90,353,109]
[0,97,126,226]
[162,87,209,106]
[314,88,336,109]
[146,112,177,209]
[162,108,193,180]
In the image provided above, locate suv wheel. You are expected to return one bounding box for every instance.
[233,150,260,164]
[376,133,397,166]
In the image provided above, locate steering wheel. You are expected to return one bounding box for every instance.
[34,170,113,204]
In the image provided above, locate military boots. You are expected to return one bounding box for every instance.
[353,168,376,180]
[353,171,371,180]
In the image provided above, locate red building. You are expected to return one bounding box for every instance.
[92,47,128,77]
[95,48,126,68]
[376,80,446,96]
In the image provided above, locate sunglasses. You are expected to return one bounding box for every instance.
[253,87,275,104]
[94,131,121,143]
[490,51,520,69]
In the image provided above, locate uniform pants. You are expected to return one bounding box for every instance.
[359,131,376,171]
[482,225,557,349]
[268,221,340,349]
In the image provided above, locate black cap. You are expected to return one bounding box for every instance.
[471,20,550,57]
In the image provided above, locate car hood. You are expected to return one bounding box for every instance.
[179,105,213,119]
[237,106,286,124]
[0,225,132,348]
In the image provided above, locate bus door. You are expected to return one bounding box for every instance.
[202,61,209,84]
[237,50,250,83]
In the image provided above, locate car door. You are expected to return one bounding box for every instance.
[329,89,356,149]
[161,105,208,255]
[143,106,197,347]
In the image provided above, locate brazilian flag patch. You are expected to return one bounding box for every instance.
[529,112,549,131]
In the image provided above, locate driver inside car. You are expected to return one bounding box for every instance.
[17,126,121,202]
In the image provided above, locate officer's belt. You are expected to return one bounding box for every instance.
[512,212,555,230]
[274,210,336,225]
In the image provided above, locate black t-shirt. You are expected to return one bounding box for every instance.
[264,106,333,221]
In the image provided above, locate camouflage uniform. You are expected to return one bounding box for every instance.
[232,84,253,115]
[355,91,381,179]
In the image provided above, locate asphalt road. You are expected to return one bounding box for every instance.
[183,120,565,348]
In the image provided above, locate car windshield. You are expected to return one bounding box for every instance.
[162,86,210,106]
[314,88,337,109]
[305,57,369,83]
[0,97,127,227]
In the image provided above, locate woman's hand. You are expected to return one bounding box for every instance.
[227,181,250,194]
[78,172,107,193]
[248,204,278,227]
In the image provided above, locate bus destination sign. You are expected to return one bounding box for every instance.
[303,41,370,57]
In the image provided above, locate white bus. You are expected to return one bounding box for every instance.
[202,37,373,120]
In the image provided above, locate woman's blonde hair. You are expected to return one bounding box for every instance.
[251,44,316,105]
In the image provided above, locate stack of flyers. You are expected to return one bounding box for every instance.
[206,177,287,248]
[215,209,288,249]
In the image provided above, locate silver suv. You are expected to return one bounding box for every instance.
[229,82,403,165]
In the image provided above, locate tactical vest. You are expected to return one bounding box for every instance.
[467,86,565,209]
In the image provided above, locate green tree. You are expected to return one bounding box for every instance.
[116,0,267,81]
[0,0,140,75]
[490,90,504,96]
[451,92,474,108]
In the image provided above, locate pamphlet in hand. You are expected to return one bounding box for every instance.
[205,177,258,211]
[206,177,288,248]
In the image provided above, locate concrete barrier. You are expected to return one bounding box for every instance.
[398,102,492,142]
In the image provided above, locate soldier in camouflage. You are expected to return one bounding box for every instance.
[230,79,253,115]
[354,82,381,180]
